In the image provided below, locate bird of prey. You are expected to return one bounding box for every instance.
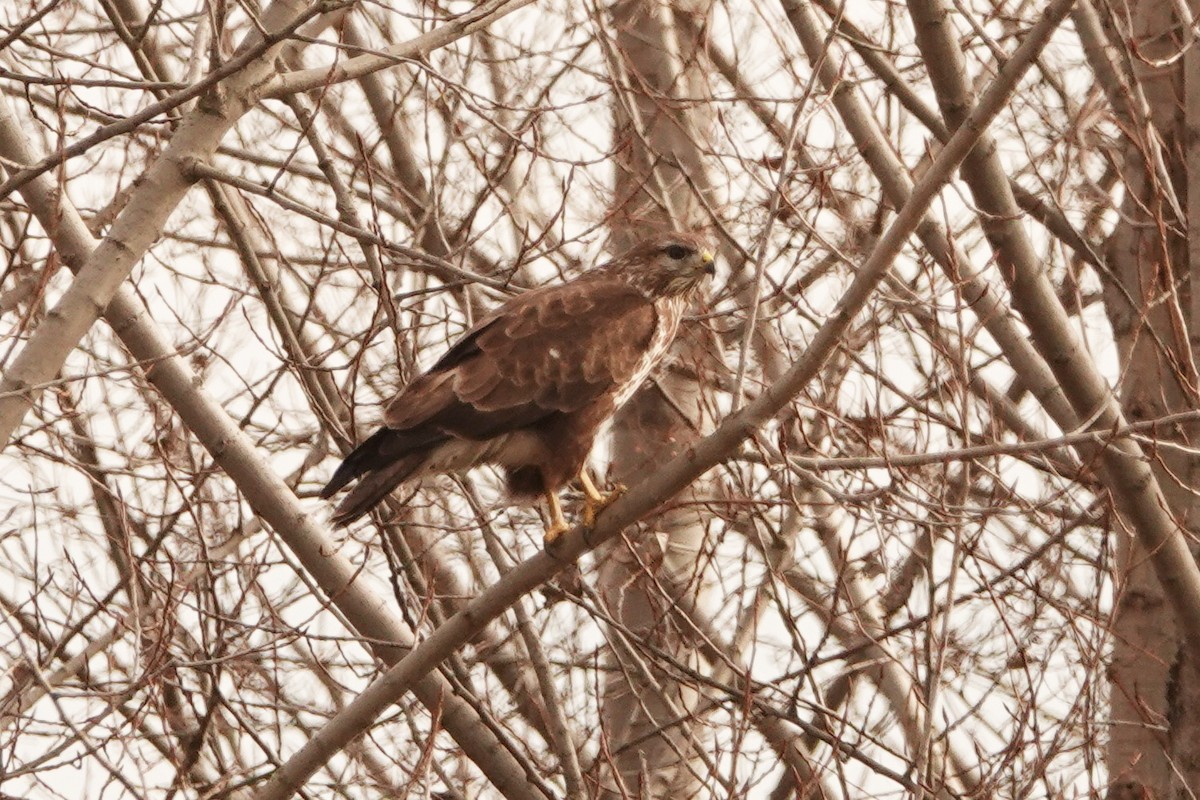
[320,232,715,543]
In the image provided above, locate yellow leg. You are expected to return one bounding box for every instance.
[579,468,605,505]
[543,488,569,544]
[579,468,624,527]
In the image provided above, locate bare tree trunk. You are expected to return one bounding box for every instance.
[598,0,722,795]
[1092,1,1200,795]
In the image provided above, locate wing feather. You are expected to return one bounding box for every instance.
[381,278,657,441]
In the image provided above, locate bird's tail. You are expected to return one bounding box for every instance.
[320,428,441,526]
[327,452,426,526]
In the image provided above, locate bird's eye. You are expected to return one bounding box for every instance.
[664,244,691,260]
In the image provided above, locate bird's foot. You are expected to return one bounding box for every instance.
[582,483,626,528]
[543,489,570,546]
[543,517,571,545]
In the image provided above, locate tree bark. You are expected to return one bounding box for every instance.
[598,0,722,795]
[1094,1,1200,795]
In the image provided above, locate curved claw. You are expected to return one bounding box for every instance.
[543,516,570,545]
[581,472,626,527]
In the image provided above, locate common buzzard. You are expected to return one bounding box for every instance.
[320,233,715,542]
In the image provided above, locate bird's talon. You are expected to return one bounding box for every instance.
[543,518,570,546]
[582,484,626,527]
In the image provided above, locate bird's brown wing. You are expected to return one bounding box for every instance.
[383,278,658,440]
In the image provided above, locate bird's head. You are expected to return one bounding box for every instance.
[604,232,716,298]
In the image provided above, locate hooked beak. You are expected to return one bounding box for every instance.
[700,250,715,276]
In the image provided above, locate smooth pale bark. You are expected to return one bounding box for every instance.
[0,0,531,449]
[1092,0,1200,795]
[102,1,562,783]
[780,2,1085,787]
[0,67,556,800]
[902,2,1200,794]
[1075,1,1179,790]
[599,0,723,794]
[0,0,315,446]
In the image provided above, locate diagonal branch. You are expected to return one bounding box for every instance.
[904,0,1200,662]
[0,1,331,201]
[0,94,556,800]
[262,0,535,99]
[0,0,526,449]
[254,8,1074,790]
[0,0,317,448]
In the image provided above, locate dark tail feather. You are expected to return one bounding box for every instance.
[321,427,445,526]
[321,428,392,499]
[328,451,427,526]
